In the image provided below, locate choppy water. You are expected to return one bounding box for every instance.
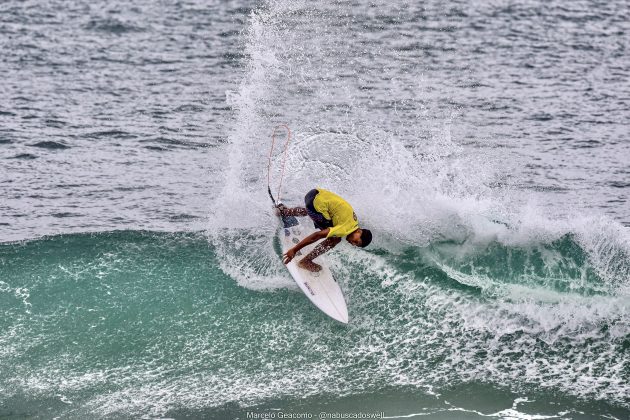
[1,0,629,419]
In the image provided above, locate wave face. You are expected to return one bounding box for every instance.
[1,231,628,418]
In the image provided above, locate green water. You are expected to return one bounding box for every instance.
[0,231,628,418]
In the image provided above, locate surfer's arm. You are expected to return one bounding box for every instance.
[283,228,330,264]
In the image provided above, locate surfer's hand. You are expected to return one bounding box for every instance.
[283,248,296,264]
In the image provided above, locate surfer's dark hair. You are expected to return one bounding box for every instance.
[360,229,372,248]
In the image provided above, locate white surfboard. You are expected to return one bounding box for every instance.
[278,213,349,323]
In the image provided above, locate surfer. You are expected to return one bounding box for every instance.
[278,188,372,272]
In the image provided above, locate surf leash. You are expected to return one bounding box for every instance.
[267,124,292,207]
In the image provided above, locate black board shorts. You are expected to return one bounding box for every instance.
[304,189,334,230]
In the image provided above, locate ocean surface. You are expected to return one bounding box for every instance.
[1,0,629,418]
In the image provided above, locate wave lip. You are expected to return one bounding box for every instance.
[425,232,629,299]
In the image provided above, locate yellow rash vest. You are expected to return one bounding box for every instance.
[312,188,359,238]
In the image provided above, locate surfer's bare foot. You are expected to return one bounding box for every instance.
[298,259,322,272]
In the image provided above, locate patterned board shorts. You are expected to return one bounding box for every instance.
[304,189,334,230]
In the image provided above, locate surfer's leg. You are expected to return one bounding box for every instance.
[298,259,323,272]
[298,237,341,272]
[278,206,308,217]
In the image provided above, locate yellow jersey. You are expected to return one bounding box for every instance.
[313,188,359,238]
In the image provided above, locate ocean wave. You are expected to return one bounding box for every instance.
[1,230,628,418]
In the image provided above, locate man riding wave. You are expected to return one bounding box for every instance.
[278,188,372,272]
